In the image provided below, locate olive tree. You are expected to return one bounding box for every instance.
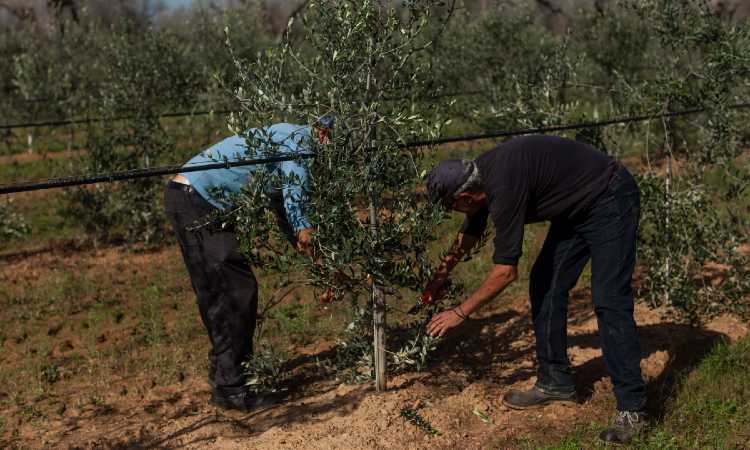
[228,0,453,387]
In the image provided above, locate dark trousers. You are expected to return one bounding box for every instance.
[163,182,258,394]
[529,165,646,412]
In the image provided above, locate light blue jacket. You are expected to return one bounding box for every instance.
[181,123,313,232]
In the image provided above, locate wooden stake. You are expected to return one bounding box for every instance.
[369,200,387,392]
[365,37,386,392]
[662,108,673,306]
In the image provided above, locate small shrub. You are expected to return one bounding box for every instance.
[40,363,60,385]
[242,347,289,394]
[0,199,29,243]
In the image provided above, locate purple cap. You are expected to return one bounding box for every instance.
[426,159,474,206]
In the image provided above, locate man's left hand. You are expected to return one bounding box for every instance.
[427,308,465,338]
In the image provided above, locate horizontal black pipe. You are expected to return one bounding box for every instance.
[401,103,750,148]
[0,153,316,194]
[2,102,750,195]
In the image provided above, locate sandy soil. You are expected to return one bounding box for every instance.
[1,244,746,449]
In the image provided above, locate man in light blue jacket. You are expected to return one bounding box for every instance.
[163,118,332,412]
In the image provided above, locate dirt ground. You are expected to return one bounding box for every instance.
[0,242,748,450]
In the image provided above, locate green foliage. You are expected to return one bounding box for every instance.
[0,199,29,242]
[436,10,581,131]
[390,320,439,372]
[638,174,750,321]
[39,362,61,385]
[601,0,750,321]
[242,347,290,394]
[62,23,201,245]
[174,4,270,105]
[3,5,270,243]
[137,285,166,346]
[623,0,750,162]
[574,4,655,89]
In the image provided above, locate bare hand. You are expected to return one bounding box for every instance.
[427,308,465,338]
[296,228,314,253]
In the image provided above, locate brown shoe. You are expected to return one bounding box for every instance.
[502,384,577,410]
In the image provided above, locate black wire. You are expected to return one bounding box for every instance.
[2,102,749,195]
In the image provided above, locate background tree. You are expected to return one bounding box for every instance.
[619,0,750,321]
[63,22,203,246]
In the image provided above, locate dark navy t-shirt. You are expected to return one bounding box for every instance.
[460,135,615,265]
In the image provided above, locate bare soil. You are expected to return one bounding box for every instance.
[0,243,747,449]
[0,149,87,165]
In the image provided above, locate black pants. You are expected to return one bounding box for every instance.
[529,165,646,412]
[163,182,257,394]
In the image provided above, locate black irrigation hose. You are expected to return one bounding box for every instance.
[0,154,316,195]
[402,103,750,148]
[2,102,750,195]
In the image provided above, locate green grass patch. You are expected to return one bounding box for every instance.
[640,335,750,449]
[536,335,750,449]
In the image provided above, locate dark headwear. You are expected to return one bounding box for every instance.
[426,159,475,207]
[314,114,336,130]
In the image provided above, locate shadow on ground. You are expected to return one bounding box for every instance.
[60,296,728,449]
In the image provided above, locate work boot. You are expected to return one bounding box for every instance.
[209,388,277,413]
[599,410,648,444]
[502,384,577,409]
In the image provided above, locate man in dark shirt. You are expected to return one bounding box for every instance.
[424,135,646,444]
